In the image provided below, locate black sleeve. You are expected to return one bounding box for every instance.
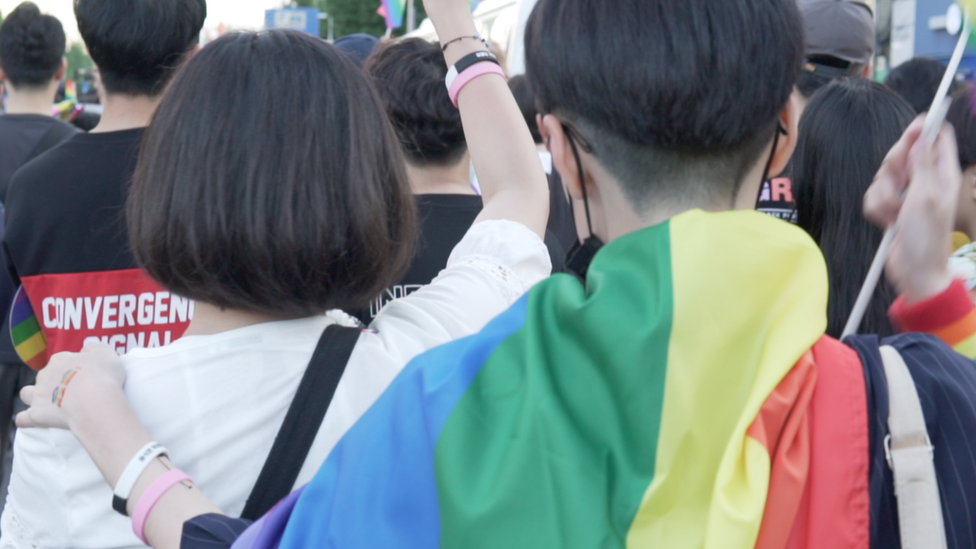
[181,514,251,549]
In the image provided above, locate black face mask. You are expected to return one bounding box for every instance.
[561,125,604,280]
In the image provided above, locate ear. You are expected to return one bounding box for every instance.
[542,114,585,200]
[55,58,67,82]
[767,94,801,178]
[536,114,549,150]
[861,62,874,78]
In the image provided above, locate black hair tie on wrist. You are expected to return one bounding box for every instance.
[441,35,487,52]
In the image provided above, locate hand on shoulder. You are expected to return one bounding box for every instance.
[16,342,126,430]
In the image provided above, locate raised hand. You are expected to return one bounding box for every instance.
[864,117,960,302]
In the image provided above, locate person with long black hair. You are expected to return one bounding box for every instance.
[793,78,915,338]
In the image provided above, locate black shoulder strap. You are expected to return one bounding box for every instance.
[22,122,74,165]
[240,323,362,520]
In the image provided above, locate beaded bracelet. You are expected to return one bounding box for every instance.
[441,34,487,52]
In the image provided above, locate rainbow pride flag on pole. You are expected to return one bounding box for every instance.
[380,0,481,29]
[232,210,840,548]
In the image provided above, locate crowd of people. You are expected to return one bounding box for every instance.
[0,0,975,547]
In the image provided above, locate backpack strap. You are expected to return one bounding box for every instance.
[21,122,74,166]
[240,323,362,520]
[879,345,948,549]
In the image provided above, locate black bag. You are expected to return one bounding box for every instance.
[240,324,361,520]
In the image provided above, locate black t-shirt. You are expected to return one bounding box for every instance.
[0,114,79,202]
[756,164,796,223]
[351,194,565,324]
[352,194,483,323]
[3,129,191,367]
[0,114,79,364]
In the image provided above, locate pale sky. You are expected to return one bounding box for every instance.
[0,0,289,43]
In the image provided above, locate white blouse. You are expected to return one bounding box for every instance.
[0,220,550,549]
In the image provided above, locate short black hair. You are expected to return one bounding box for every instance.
[947,85,976,170]
[524,0,804,211]
[885,57,958,114]
[74,0,206,96]
[129,30,417,316]
[509,75,543,145]
[796,55,866,99]
[365,38,467,167]
[0,2,65,88]
[793,78,914,339]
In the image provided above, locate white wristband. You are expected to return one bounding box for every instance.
[112,442,167,516]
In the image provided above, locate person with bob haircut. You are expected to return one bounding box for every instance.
[12,0,976,547]
[0,27,550,549]
[793,79,915,339]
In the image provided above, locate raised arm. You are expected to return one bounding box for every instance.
[866,118,976,358]
[429,0,549,238]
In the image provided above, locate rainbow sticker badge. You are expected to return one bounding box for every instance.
[10,286,47,370]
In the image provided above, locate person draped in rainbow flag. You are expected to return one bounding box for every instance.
[13,0,976,547]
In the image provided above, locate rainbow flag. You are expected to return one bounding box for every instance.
[10,286,47,370]
[381,0,481,29]
[233,210,833,548]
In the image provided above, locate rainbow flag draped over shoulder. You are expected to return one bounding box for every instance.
[233,209,830,548]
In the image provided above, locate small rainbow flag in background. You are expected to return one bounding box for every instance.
[380,0,481,29]
[10,287,47,370]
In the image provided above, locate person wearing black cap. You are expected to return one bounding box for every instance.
[757,0,875,221]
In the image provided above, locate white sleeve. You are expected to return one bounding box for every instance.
[368,219,551,363]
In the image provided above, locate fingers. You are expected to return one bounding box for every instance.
[864,117,939,229]
[15,409,33,429]
[935,123,962,196]
[19,384,33,406]
[80,342,116,356]
[880,116,925,174]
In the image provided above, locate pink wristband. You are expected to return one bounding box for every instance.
[131,469,193,544]
[448,62,507,107]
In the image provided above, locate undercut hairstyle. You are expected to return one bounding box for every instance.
[524,0,804,211]
[74,0,206,96]
[129,30,417,316]
[948,85,976,170]
[885,57,958,115]
[0,2,65,89]
[793,79,914,339]
[509,75,543,145]
[365,38,467,167]
[796,55,867,99]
